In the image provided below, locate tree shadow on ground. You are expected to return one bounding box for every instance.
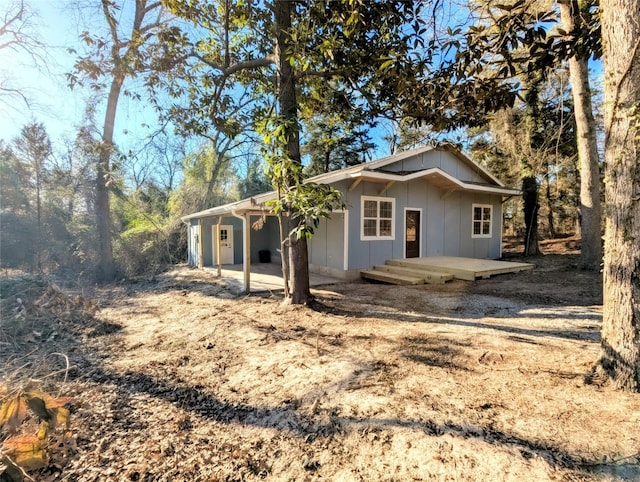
[311,299,601,344]
[402,335,473,371]
[3,273,631,480]
[67,360,638,480]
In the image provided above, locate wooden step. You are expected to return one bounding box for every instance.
[386,259,466,280]
[373,265,454,284]
[360,269,424,285]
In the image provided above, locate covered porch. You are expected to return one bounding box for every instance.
[205,262,342,294]
[210,256,536,292]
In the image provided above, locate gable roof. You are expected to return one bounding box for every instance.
[306,143,505,187]
[181,144,519,222]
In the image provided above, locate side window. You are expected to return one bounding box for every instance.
[472,204,492,238]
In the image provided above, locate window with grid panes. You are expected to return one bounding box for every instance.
[472,204,492,238]
[361,196,395,240]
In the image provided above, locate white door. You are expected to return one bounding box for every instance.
[213,225,234,264]
[189,224,199,266]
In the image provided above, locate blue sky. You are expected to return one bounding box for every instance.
[1,0,604,163]
[1,1,85,143]
[0,0,157,150]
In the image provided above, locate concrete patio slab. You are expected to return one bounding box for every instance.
[205,263,342,294]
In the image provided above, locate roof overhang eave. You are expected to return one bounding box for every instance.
[180,191,277,222]
[346,168,520,196]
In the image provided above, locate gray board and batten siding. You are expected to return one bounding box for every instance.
[306,148,505,278]
[183,145,518,282]
[339,181,502,270]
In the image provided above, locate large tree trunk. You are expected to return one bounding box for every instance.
[522,176,540,256]
[95,75,122,282]
[93,0,159,281]
[277,211,291,299]
[204,152,227,208]
[274,0,311,304]
[559,0,602,270]
[597,0,640,391]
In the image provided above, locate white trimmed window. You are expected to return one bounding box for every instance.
[472,204,492,238]
[361,196,395,240]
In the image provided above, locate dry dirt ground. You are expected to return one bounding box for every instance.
[1,238,639,481]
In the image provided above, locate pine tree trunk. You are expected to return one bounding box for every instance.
[545,161,556,238]
[96,75,122,282]
[522,176,540,256]
[559,0,602,270]
[36,165,42,271]
[274,0,311,304]
[597,0,640,391]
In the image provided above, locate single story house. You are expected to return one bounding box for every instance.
[181,144,520,290]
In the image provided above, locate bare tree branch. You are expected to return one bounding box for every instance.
[195,53,276,77]
[0,0,48,108]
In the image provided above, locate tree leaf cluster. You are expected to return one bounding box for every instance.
[384,0,600,132]
[0,388,71,480]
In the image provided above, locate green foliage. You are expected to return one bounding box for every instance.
[67,0,167,92]
[0,142,36,270]
[112,183,173,277]
[468,67,583,237]
[378,0,601,133]
[0,123,94,273]
[156,0,426,171]
[238,157,271,199]
[290,1,426,127]
[0,143,30,214]
[276,182,346,240]
[114,227,174,278]
[301,109,374,176]
[0,212,38,271]
[261,116,346,241]
[178,143,240,210]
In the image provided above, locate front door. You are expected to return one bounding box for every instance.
[213,225,234,264]
[405,210,421,258]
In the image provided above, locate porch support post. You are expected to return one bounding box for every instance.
[232,210,251,294]
[244,214,251,293]
[216,216,222,277]
[197,218,204,269]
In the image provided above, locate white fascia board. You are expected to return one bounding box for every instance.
[346,168,520,196]
[181,191,277,222]
[305,145,436,185]
[417,168,520,195]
